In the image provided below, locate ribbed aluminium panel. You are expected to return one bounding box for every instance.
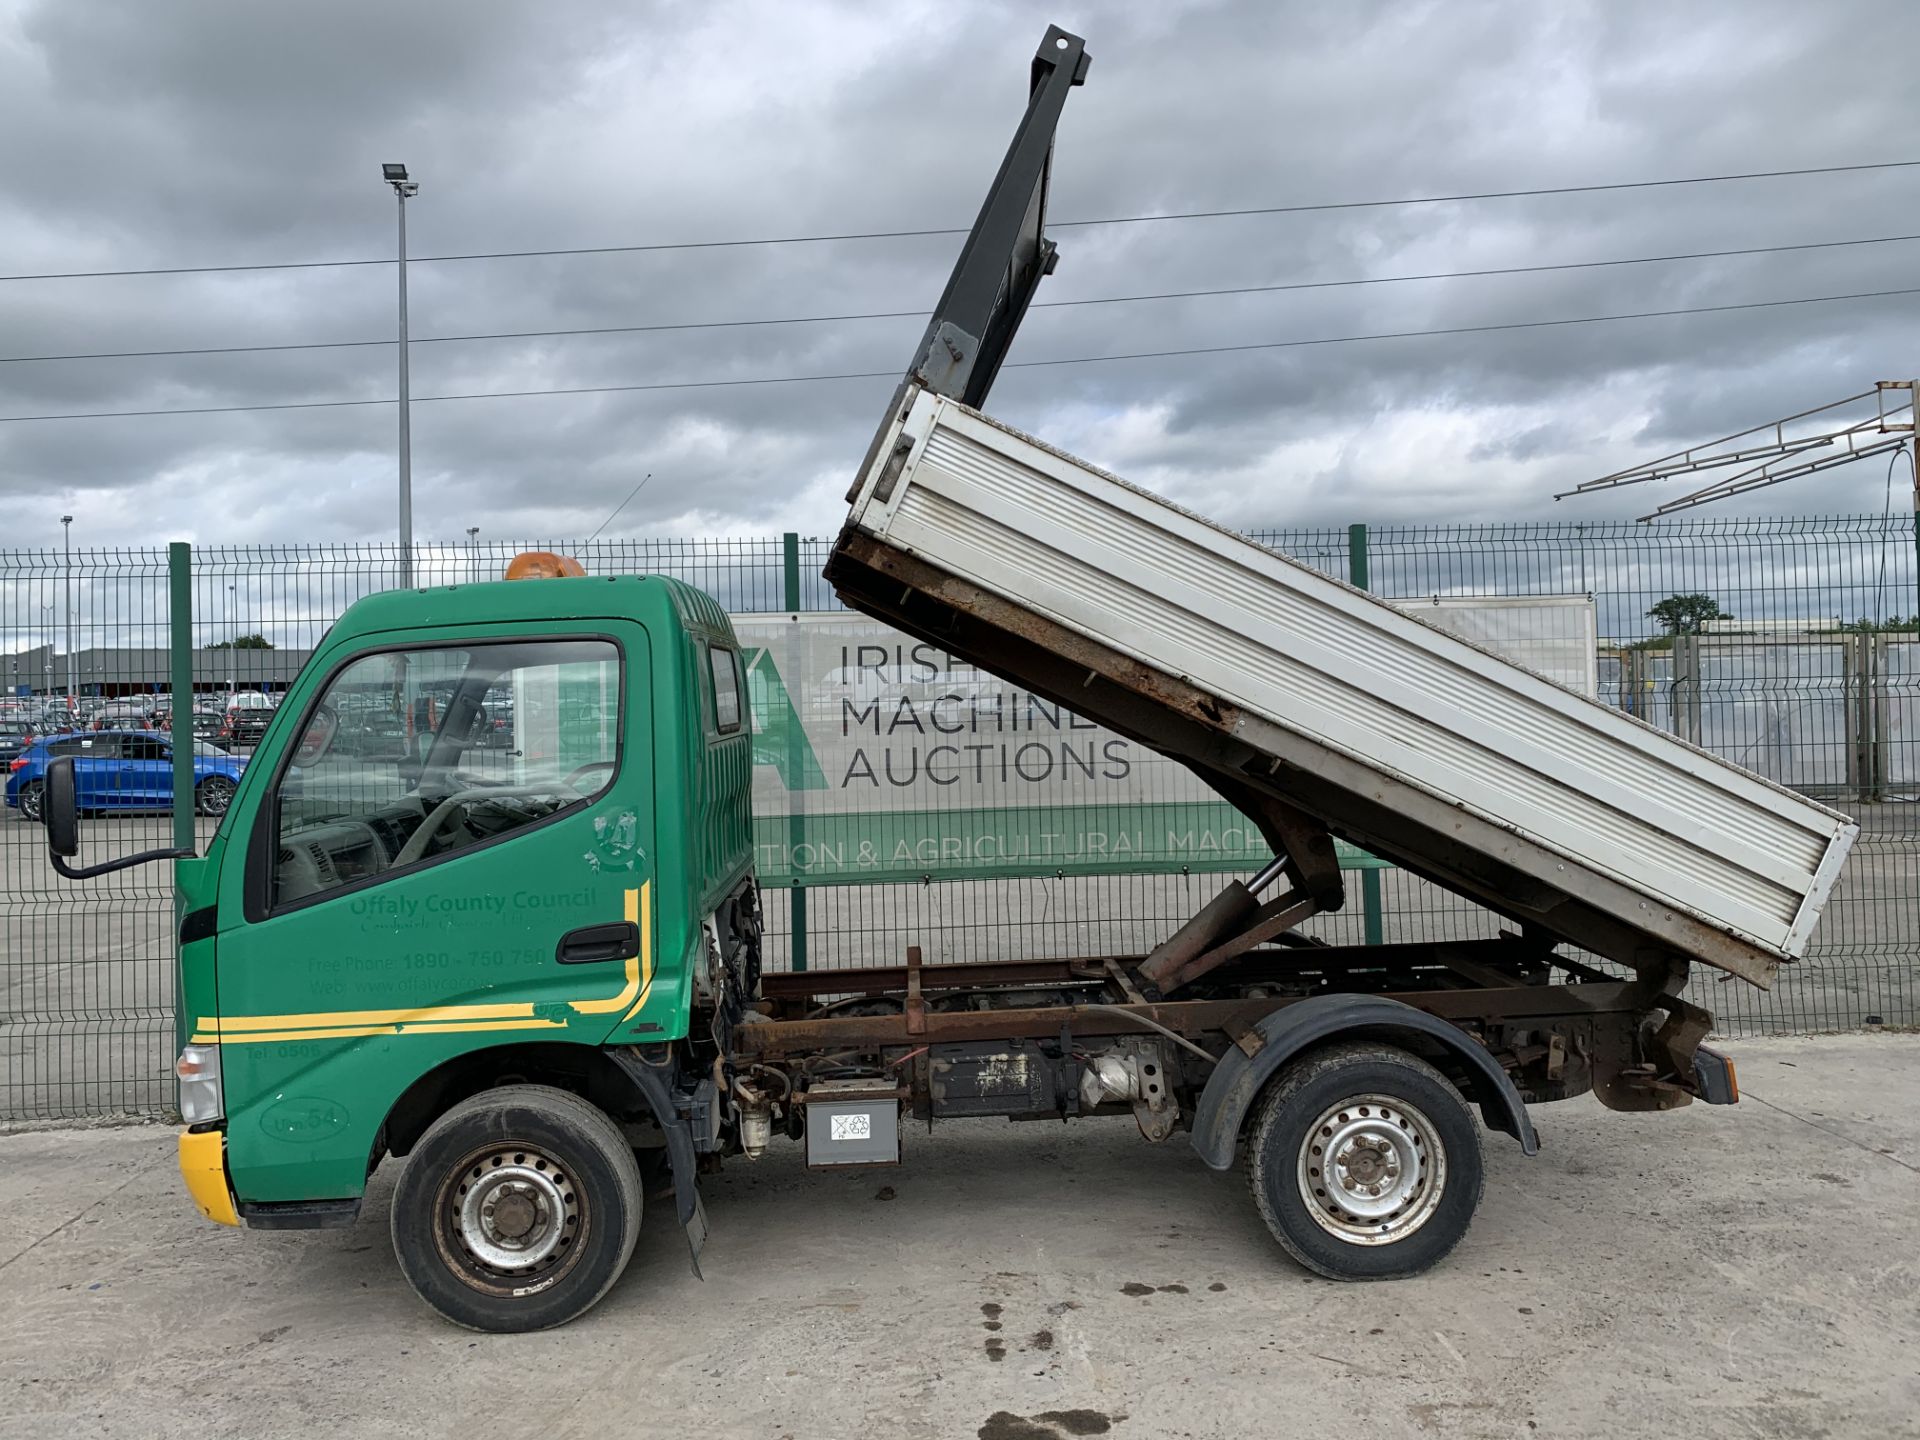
[849,392,1858,961]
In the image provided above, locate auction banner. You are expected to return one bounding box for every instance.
[732,612,1376,889]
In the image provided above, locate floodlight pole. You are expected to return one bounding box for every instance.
[61,515,73,709]
[385,166,420,589]
[1910,380,1919,624]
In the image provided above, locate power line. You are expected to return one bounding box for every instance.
[1008,286,1920,370]
[0,282,1913,425]
[585,472,654,544]
[14,287,1920,424]
[6,230,1918,366]
[2,159,1916,284]
[1049,160,1920,228]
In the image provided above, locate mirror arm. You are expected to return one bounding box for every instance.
[51,845,194,881]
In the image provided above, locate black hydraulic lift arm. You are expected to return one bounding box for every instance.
[848,24,1090,498]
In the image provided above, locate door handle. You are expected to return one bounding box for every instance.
[556,921,640,966]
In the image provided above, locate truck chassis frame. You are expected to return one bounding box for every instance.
[726,938,1709,1119]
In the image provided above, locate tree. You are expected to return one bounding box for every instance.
[1646,593,1729,637]
[209,633,274,650]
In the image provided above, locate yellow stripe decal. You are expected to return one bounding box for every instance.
[202,1001,539,1035]
[193,1017,568,1045]
[619,882,656,1021]
[193,882,653,1041]
[568,883,648,1016]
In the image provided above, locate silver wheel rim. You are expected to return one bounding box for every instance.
[20,783,42,820]
[1296,1092,1446,1246]
[200,780,233,815]
[448,1148,579,1278]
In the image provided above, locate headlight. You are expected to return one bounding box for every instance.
[175,1044,224,1124]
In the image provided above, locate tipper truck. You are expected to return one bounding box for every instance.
[43,26,1857,1331]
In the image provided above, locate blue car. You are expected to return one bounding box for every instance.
[5,729,247,821]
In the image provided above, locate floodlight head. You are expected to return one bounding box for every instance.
[382,163,409,182]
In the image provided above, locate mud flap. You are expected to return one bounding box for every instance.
[683,1192,709,1281]
[608,1050,708,1279]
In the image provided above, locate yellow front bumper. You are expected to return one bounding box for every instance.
[178,1128,241,1227]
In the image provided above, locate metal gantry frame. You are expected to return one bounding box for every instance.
[1559,381,1920,613]
[1559,382,1917,517]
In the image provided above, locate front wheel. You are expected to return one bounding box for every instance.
[1246,1041,1484,1281]
[391,1085,643,1332]
[16,780,45,823]
[195,775,237,817]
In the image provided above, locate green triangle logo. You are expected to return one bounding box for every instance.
[741,647,827,791]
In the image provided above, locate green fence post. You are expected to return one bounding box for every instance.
[782,532,808,971]
[169,542,194,857]
[1346,523,1385,947]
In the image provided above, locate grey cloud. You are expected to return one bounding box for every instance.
[1,0,1916,557]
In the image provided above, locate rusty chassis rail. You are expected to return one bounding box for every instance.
[757,938,1572,1004]
[734,981,1642,1058]
[738,945,1649,1061]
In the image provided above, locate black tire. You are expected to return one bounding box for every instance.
[1246,1042,1484,1281]
[391,1084,643,1332]
[195,775,237,817]
[17,780,45,824]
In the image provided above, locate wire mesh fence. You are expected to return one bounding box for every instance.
[1,515,1914,1119]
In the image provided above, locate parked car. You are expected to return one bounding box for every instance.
[152,706,234,750]
[5,729,247,820]
[218,691,277,748]
[190,709,230,747]
[90,700,154,731]
[0,720,34,766]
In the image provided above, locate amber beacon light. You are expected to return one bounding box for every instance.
[503,551,587,580]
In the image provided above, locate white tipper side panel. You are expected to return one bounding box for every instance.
[849,391,1858,961]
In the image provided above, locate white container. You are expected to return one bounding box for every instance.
[834,388,1858,986]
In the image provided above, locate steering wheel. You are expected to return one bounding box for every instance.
[389,784,572,868]
[563,760,616,791]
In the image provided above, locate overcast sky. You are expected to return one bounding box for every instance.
[1,0,1916,554]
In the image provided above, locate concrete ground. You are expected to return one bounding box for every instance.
[1,1035,1915,1440]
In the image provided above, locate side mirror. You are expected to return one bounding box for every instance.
[45,753,194,881]
[293,703,339,767]
[45,756,78,858]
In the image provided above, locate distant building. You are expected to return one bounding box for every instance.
[1,645,312,698]
[1700,618,1840,635]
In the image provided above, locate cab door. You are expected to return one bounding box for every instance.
[208,625,654,1205]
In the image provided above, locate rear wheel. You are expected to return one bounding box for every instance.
[16,780,44,823]
[1246,1042,1483,1281]
[195,775,236,817]
[391,1084,643,1332]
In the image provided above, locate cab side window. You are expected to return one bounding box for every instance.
[270,638,622,908]
[708,645,743,735]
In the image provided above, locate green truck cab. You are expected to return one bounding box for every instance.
[147,571,759,1329]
